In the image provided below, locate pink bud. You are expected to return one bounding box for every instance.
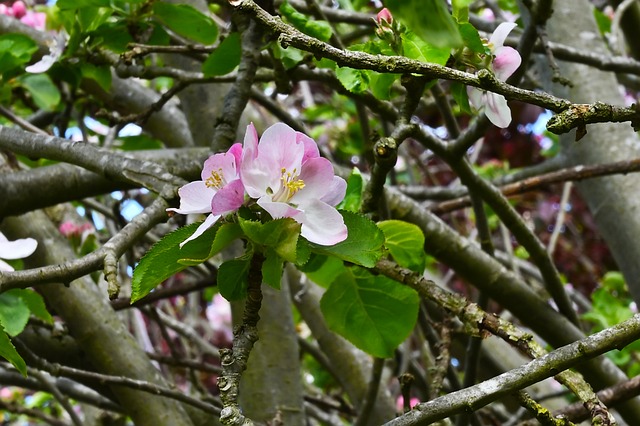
[0,5,8,15]
[376,8,393,25]
[11,1,26,19]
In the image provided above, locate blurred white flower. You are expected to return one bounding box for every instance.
[0,232,37,271]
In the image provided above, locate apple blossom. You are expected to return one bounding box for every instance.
[468,22,522,128]
[25,33,65,74]
[0,232,37,272]
[167,143,245,247]
[241,123,347,246]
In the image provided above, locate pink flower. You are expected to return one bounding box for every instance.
[20,10,46,31]
[240,123,347,246]
[396,395,420,412]
[11,1,25,19]
[376,8,393,25]
[468,22,522,128]
[0,231,37,272]
[167,144,245,247]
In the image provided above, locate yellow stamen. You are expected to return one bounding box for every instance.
[276,167,305,201]
[205,169,224,189]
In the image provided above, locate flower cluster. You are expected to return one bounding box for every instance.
[0,231,37,272]
[467,22,522,128]
[168,123,348,247]
[0,1,46,31]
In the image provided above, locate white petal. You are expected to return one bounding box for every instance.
[0,237,37,260]
[493,46,521,81]
[320,176,347,206]
[179,214,220,248]
[0,259,14,272]
[484,93,512,128]
[489,22,517,50]
[299,200,347,246]
[257,197,301,219]
[166,181,214,215]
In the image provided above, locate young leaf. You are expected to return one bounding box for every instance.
[401,31,451,65]
[81,63,112,92]
[0,329,26,376]
[178,223,243,266]
[320,267,420,358]
[15,289,52,324]
[202,33,241,77]
[279,1,332,42]
[0,290,30,336]
[18,74,61,111]
[131,221,221,303]
[218,255,252,301]
[458,22,485,54]
[310,211,384,267]
[239,217,301,263]
[451,82,471,114]
[385,0,462,49]
[153,3,218,44]
[378,220,426,272]
[262,248,284,290]
[337,168,364,212]
[336,67,369,93]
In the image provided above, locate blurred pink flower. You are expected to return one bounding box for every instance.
[396,395,420,412]
[468,22,522,128]
[240,123,347,246]
[20,10,46,31]
[0,231,37,272]
[206,294,233,343]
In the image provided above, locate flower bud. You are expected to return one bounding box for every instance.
[376,7,393,25]
[11,1,26,19]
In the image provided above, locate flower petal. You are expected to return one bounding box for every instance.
[489,22,517,50]
[258,123,304,174]
[0,237,37,260]
[211,179,245,215]
[228,143,243,168]
[0,259,14,272]
[179,214,220,248]
[201,151,238,185]
[258,197,302,220]
[243,123,259,161]
[167,181,214,215]
[297,131,319,164]
[492,46,521,81]
[290,157,335,204]
[298,200,347,246]
[484,92,512,128]
[467,86,485,111]
[320,176,347,206]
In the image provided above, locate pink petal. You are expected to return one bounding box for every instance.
[228,143,243,168]
[179,214,220,248]
[0,237,37,259]
[290,157,335,204]
[257,197,301,220]
[492,46,521,81]
[201,151,238,185]
[241,155,276,199]
[298,200,347,246]
[167,181,214,215]
[296,131,319,164]
[211,179,245,215]
[258,123,304,174]
[243,123,259,161]
[485,93,512,128]
[489,22,517,51]
[320,176,347,206]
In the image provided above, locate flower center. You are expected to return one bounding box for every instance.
[205,169,224,189]
[273,167,305,202]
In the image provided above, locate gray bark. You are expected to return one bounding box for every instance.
[539,0,640,305]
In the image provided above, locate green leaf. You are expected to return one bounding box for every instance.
[279,1,332,42]
[18,74,61,111]
[178,223,243,266]
[0,329,26,376]
[57,0,109,9]
[337,168,364,212]
[401,31,451,65]
[385,0,462,49]
[302,255,347,288]
[320,267,420,358]
[262,248,284,289]
[115,134,164,151]
[452,0,474,22]
[90,21,134,53]
[272,43,306,69]
[15,289,52,324]
[202,33,241,76]
[451,82,471,114]
[378,220,426,272]
[310,211,384,267]
[336,67,369,93]
[458,22,485,54]
[0,290,30,337]
[0,34,38,75]
[218,254,252,301]
[131,221,222,302]
[152,2,218,44]
[368,71,398,100]
[81,63,112,92]
[239,218,301,263]
[593,8,612,35]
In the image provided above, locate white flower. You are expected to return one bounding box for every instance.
[0,232,37,271]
